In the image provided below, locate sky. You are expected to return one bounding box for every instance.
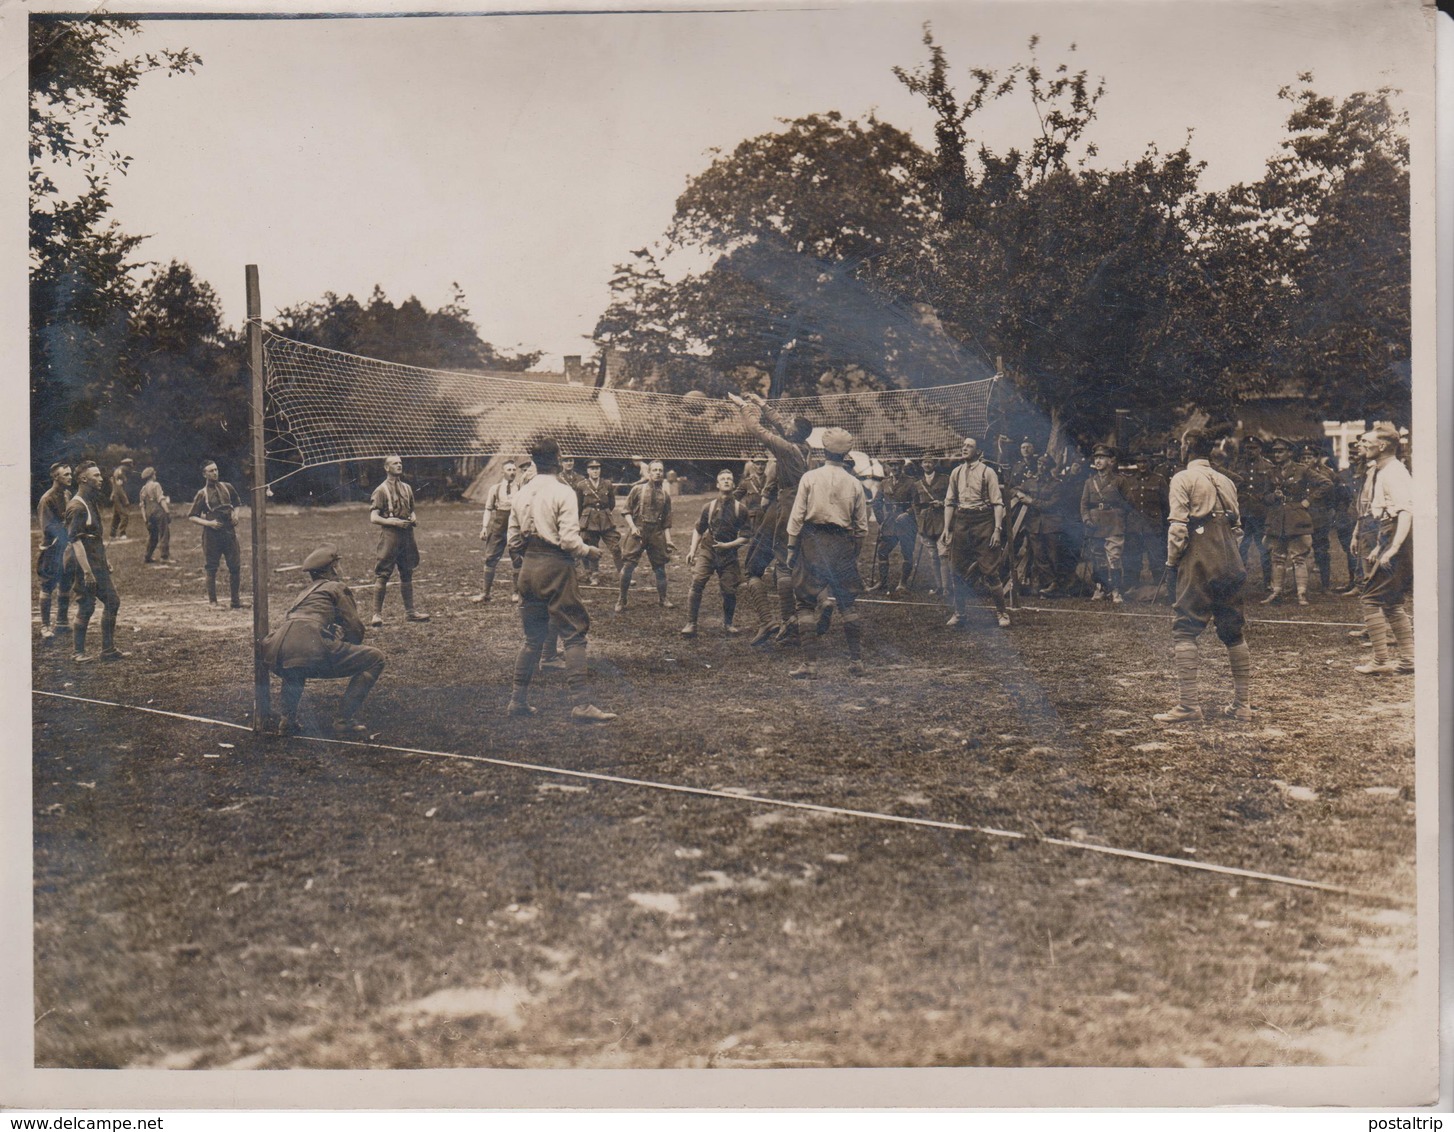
[87,0,1428,369]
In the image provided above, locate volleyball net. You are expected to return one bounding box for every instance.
[261,332,996,484]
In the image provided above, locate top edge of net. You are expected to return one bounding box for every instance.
[263,331,997,401]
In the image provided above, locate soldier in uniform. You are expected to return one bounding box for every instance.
[65,461,127,662]
[36,462,74,642]
[1080,444,1131,603]
[735,456,766,526]
[108,458,134,540]
[913,455,951,598]
[578,459,621,586]
[1154,428,1253,723]
[1009,440,1039,489]
[261,544,386,736]
[368,454,430,625]
[1233,435,1273,591]
[477,458,521,603]
[1259,437,1314,605]
[941,436,1010,628]
[139,467,171,565]
[1353,423,1414,676]
[869,458,918,593]
[784,427,868,679]
[728,393,812,645]
[1334,447,1365,595]
[1018,454,1065,596]
[681,469,753,638]
[616,460,675,612]
[506,437,616,722]
[1299,442,1338,593]
[187,460,244,609]
[1121,452,1169,595]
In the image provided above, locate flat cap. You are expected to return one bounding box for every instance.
[141,467,156,480]
[302,544,340,573]
[820,427,854,456]
[119,457,135,466]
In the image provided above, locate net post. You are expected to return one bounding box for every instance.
[247,266,271,733]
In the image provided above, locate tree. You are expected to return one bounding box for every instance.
[29,15,199,481]
[597,112,982,397]
[271,285,540,373]
[1241,79,1411,420]
[124,261,248,483]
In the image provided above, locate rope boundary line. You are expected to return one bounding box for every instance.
[857,597,1364,629]
[33,689,1410,907]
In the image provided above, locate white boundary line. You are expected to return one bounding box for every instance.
[33,689,1409,907]
[857,596,1363,629]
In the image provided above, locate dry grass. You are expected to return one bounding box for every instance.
[31,500,1417,1068]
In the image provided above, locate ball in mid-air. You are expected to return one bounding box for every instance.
[682,390,709,415]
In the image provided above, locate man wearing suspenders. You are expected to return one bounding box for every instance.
[477,458,521,603]
[1154,428,1253,724]
[65,461,128,662]
[681,470,752,638]
[369,455,430,626]
[1352,423,1414,676]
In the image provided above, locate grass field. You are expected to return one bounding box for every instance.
[30,498,1417,1069]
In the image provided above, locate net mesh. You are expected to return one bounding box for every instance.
[263,331,994,483]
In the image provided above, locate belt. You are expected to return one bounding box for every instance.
[955,504,993,513]
[804,521,850,532]
[523,534,566,552]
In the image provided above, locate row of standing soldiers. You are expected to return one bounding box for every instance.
[867,436,1364,604]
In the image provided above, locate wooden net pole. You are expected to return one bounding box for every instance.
[246,265,271,732]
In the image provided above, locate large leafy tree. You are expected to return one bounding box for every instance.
[29,16,199,481]
[595,112,982,397]
[1238,79,1411,420]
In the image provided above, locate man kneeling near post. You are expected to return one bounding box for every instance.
[261,544,386,737]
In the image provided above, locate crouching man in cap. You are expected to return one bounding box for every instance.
[784,427,868,679]
[261,544,386,736]
[505,437,617,723]
[1154,428,1254,724]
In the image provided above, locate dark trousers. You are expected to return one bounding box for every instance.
[72,563,120,653]
[204,527,241,605]
[278,644,386,722]
[514,544,591,704]
[145,512,171,561]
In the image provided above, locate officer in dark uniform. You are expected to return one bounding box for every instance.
[260,544,386,737]
[1233,435,1273,591]
[913,455,951,598]
[870,457,919,593]
[1259,437,1314,605]
[578,459,621,586]
[1080,444,1131,602]
[1298,441,1338,592]
[1121,452,1169,594]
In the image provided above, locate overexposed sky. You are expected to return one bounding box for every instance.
[96,0,1424,367]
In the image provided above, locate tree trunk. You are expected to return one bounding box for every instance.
[1046,404,1066,462]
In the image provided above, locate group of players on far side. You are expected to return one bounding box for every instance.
[35,392,1415,738]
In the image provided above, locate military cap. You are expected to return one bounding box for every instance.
[141,466,156,481]
[1242,434,1265,447]
[302,544,340,573]
[586,459,602,469]
[1268,436,1294,451]
[1092,444,1116,459]
[820,427,854,456]
[119,457,135,466]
